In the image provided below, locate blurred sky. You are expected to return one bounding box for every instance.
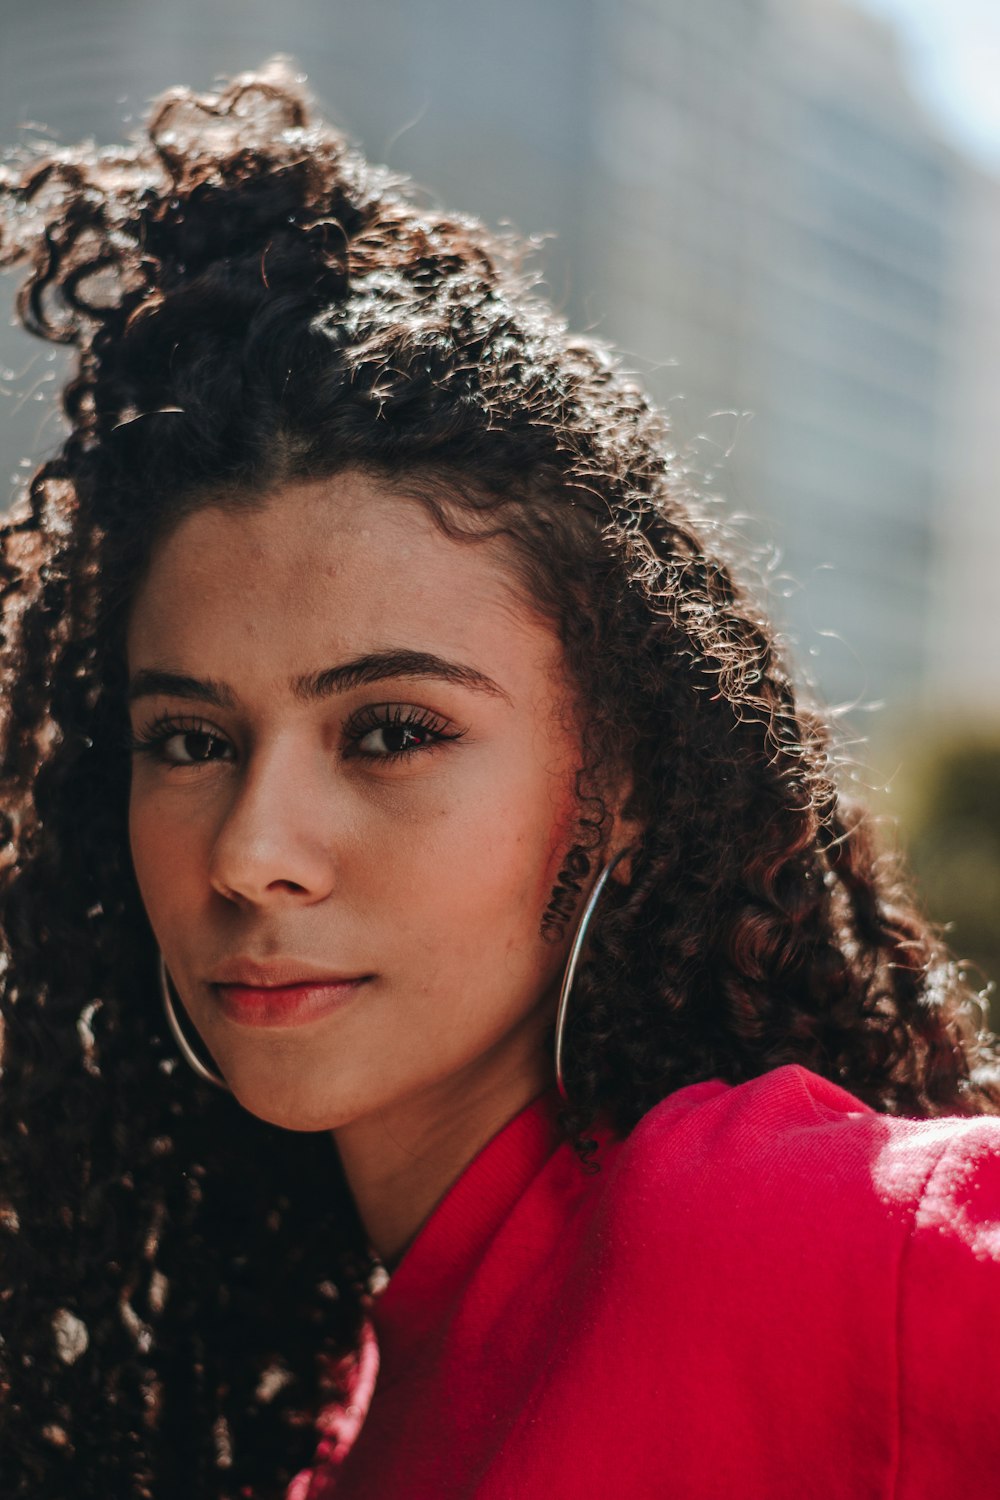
[857,0,1000,170]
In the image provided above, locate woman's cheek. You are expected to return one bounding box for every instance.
[128,785,161,894]
[128,785,204,919]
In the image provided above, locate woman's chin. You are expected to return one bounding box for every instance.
[222,1063,357,1134]
[236,1090,346,1134]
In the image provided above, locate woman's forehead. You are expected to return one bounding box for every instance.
[141,473,500,582]
[126,473,564,697]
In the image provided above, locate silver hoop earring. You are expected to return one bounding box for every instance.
[554,846,633,1102]
[158,952,231,1092]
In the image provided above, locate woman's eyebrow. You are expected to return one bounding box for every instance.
[128,669,236,708]
[128,650,511,707]
[294,650,511,703]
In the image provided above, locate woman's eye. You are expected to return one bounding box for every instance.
[347,705,465,761]
[163,730,231,765]
[356,722,440,757]
[129,720,234,766]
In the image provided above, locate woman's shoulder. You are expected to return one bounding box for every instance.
[593,1062,1000,1276]
[580,1066,1000,1481]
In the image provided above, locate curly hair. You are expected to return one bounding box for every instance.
[1,61,997,1499]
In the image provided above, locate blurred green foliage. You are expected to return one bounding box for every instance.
[890,735,1000,1019]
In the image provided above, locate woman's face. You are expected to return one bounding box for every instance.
[127,473,605,1133]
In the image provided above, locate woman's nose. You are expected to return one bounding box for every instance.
[207,742,338,907]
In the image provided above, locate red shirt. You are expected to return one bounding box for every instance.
[288,1063,1000,1498]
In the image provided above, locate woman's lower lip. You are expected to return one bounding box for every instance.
[213,979,368,1028]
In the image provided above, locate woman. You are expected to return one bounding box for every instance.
[1,63,998,1500]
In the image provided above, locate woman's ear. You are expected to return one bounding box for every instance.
[607,777,644,885]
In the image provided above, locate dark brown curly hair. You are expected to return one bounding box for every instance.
[0,61,997,1500]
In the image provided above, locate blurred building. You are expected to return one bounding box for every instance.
[928,164,1000,716]
[588,0,970,716]
[0,0,996,722]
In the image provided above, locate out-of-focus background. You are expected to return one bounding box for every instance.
[2,0,998,999]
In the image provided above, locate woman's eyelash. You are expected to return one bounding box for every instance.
[344,703,467,759]
[125,714,228,759]
[125,706,467,763]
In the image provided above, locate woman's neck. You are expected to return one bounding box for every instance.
[333,1039,551,1269]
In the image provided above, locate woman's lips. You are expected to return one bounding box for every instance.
[212,977,370,1029]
